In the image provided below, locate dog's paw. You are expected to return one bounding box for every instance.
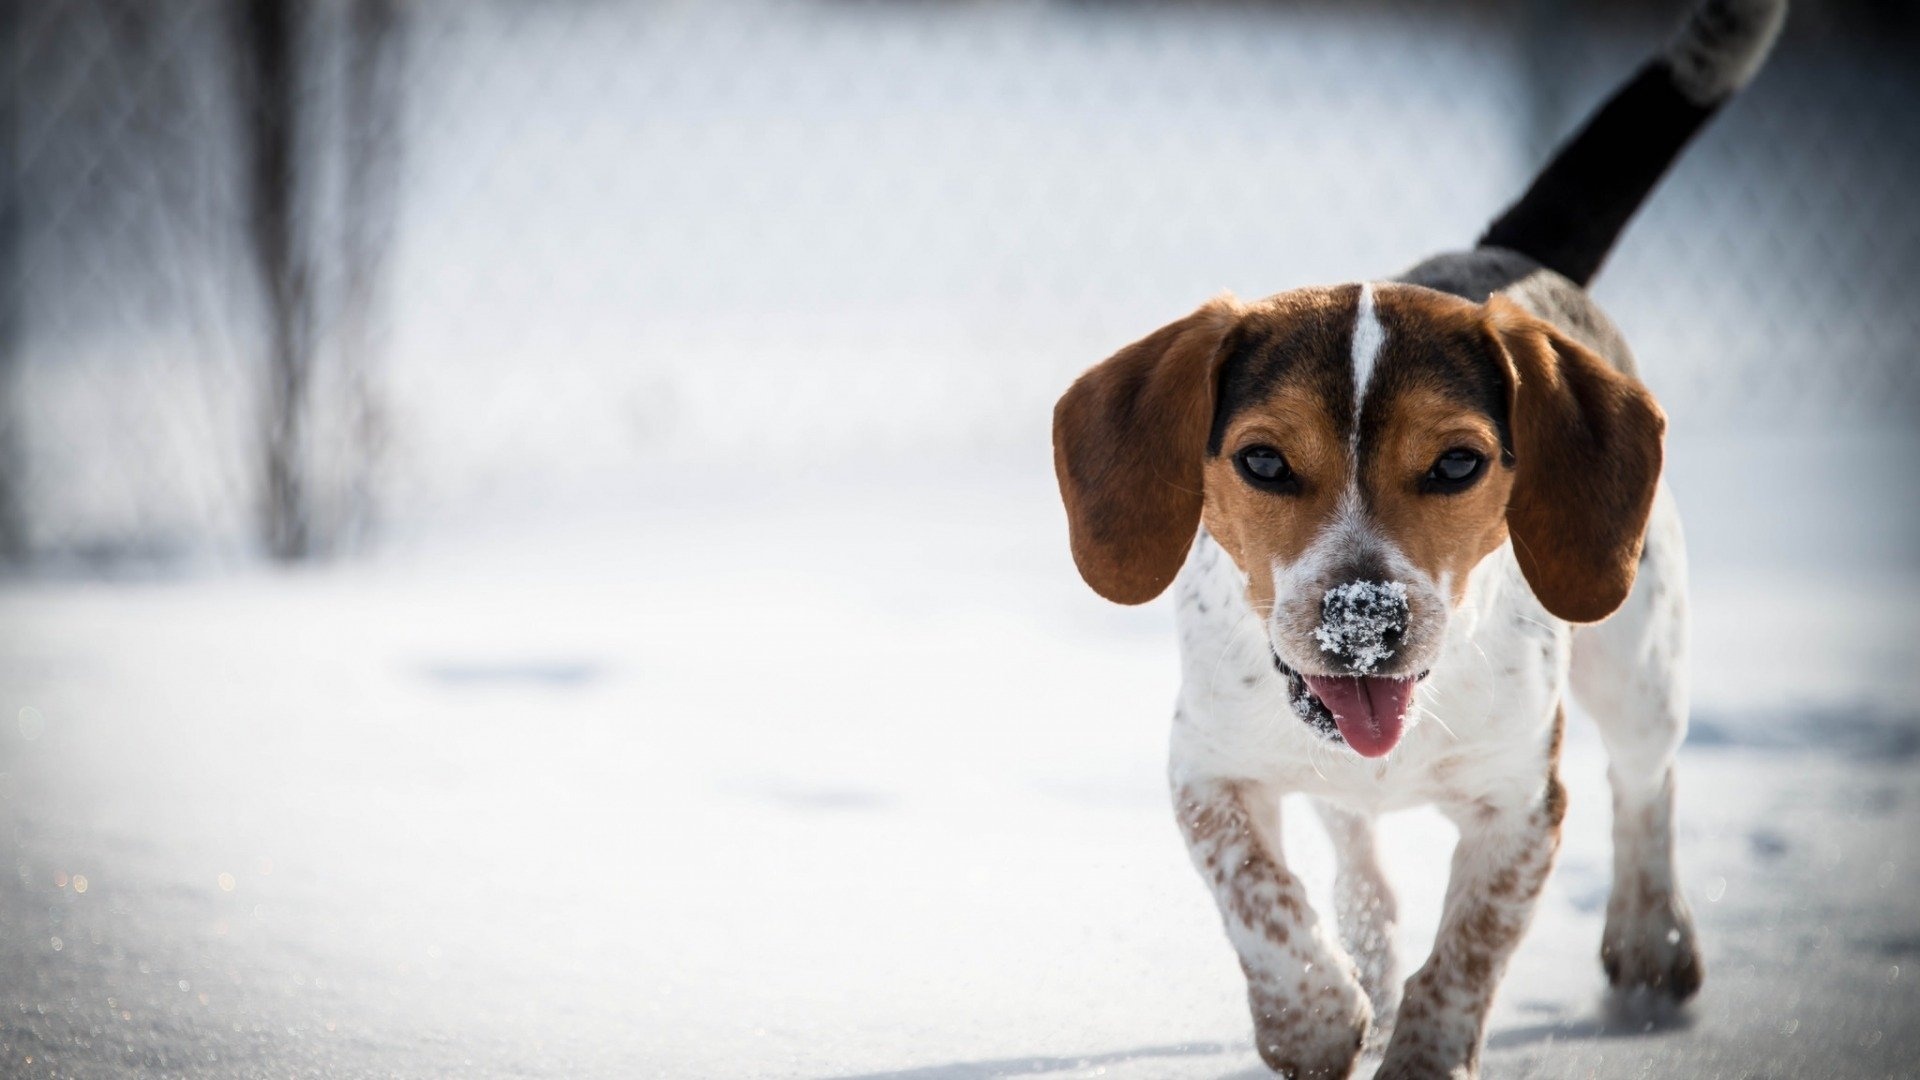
[1601,894,1703,1001]
[1372,1056,1472,1080]
[1359,995,1397,1055]
[1372,1010,1477,1080]
[1247,971,1371,1079]
[1253,1024,1366,1080]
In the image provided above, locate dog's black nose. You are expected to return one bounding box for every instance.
[1316,580,1409,674]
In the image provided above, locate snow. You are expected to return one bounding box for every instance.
[1312,580,1410,674]
[1,427,1915,1078]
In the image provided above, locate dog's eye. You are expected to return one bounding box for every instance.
[1234,445,1298,492]
[1424,448,1486,492]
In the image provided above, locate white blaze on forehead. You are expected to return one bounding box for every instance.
[1350,282,1385,428]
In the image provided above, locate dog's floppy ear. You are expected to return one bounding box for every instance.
[1484,295,1665,623]
[1053,296,1243,605]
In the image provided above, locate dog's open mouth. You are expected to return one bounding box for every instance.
[1273,653,1426,758]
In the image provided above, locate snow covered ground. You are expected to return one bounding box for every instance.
[2,426,1915,1079]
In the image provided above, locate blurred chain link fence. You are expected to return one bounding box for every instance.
[3,0,1916,566]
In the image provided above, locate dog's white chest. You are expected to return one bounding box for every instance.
[1169,531,1567,813]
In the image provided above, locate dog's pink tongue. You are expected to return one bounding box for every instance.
[1302,675,1416,758]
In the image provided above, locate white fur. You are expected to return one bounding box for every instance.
[1350,282,1385,423]
[1267,482,1448,686]
[1179,527,1560,810]
[1570,485,1702,994]
[1664,0,1788,105]
[1169,485,1699,1077]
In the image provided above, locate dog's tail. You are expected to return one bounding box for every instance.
[1478,0,1787,286]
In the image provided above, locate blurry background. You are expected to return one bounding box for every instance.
[1,1,1916,1078]
[4,0,1915,561]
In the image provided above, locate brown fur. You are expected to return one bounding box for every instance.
[1202,377,1349,618]
[1363,380,1512,604]
[1484,295,1666,623]
[1052,295,1244,605]
[1054,285,1664,627]
[1358,287,1517,604]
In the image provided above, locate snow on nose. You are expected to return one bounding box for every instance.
[1314,580,1409,674]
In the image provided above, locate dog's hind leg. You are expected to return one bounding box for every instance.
[1313,799,1400,1044]
[1570,484,1703,1001]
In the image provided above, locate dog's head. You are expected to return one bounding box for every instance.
[1053,283,1663,757]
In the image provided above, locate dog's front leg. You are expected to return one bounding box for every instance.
[1175,777,1369,1079]
[1376,774,1565,1080]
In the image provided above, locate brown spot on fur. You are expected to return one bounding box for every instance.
[1486,865,1519,897]
[1178,781,1370,1073]
[1174,782,1305,941]
[1544,773,1569,827]
[1544,706,1569,826]
[1177,782,1249,848]
[1385,744,1566,1074]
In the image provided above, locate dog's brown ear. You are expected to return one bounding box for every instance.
[1053,296,1243,604]
[1485,295,1665,624]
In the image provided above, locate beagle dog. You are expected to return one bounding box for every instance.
[1051,2,1787,1076]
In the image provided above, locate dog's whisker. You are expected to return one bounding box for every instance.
[1202,607,1267,701]
[1468,637,1494,669]
[1415,702,1460,742]
[1304,731,1332,781]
